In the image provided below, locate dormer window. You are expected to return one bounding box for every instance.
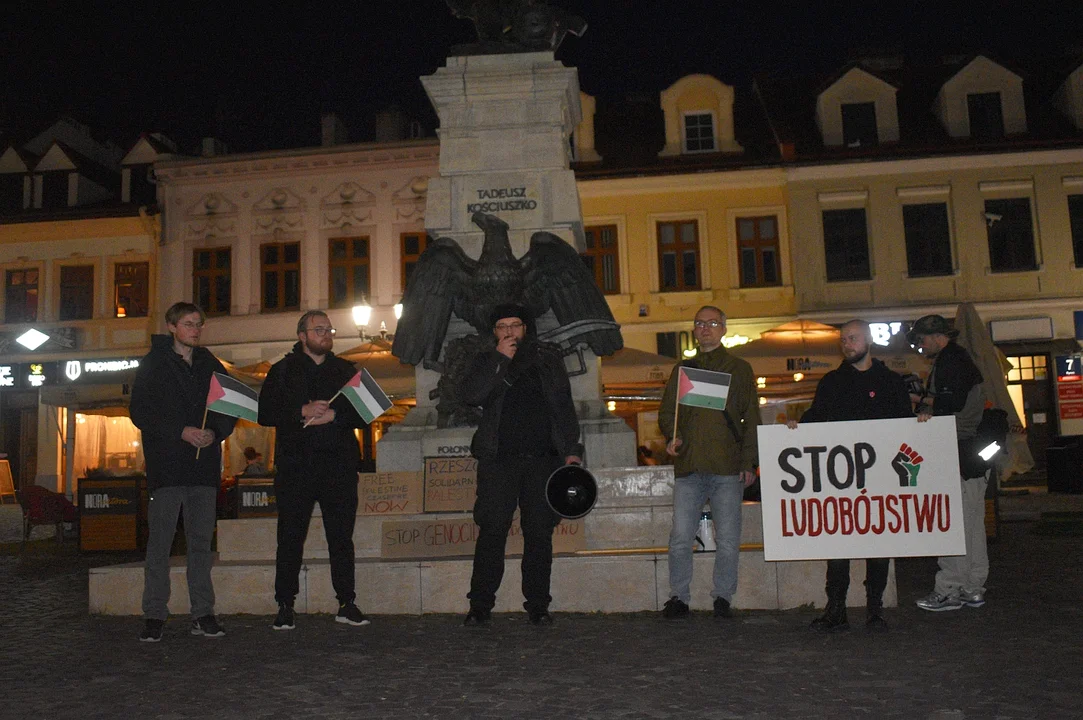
[967,92,1005,140]
[658,75,742,157]
[683,112,717,153]
[933,56,1025,139]
[841,102,878,147]
[40,170,70,209]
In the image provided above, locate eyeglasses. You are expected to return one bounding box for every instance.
[693,320,723,329]
[494,322,525,332]
[306,326,336,337]
[178,321,204,330]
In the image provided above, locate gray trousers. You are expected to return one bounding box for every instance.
[142,485,218,621]
[934,474,989,597]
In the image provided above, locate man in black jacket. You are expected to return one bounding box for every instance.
[460,304,583,627]
[258,310,370,630]
[130,302,237,643]
[788,320,913,632]
[909,314,988,613]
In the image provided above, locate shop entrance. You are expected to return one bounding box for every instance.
[0,392,38,489]
[1005,354,1055,471]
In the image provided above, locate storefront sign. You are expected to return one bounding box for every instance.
[0,362,57,390]
[423,456,477,513]
[360,471,424,515]
[758,417,965,561]
[1055,354,1083,427]
[236,477,277,518]
[61,357,141,384]
[785,357,833,371]
[869,322,903,347]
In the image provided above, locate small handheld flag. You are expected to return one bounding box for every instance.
[306,368,393,427]
[677,366,731,411]
[206,372,260,422]
[342,368,393,424]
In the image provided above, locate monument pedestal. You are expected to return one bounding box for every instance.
[380,49,635,471]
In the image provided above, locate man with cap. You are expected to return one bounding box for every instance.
[908,314,988,612]
[459,303,583,627]
[787,320,914,632]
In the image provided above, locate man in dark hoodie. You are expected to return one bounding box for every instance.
[787,319,913,632]
[909,314,988,613]
[130,302,237,643]
[459,303,583,628]
[258,310,369,631]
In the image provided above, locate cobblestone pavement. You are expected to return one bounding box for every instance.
[1,493,1081,719]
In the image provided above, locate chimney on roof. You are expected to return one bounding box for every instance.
[374,106,411,142]
[322,113,349,147]
[201,137,228,157]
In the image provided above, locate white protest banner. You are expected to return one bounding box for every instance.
[758,416,966,561]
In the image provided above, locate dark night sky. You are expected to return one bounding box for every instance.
[2,0,1082,153]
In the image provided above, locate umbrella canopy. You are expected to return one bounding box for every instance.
[729,320,842,376]
[600,347,676,386]
[954,302,1034,479]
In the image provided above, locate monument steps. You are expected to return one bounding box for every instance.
[88,468,895,615]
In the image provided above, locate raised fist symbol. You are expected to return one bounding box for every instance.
[891,443,923,487]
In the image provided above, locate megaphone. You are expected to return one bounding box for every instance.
[545,463,598,520]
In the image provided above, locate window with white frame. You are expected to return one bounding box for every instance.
[683,113,716,153]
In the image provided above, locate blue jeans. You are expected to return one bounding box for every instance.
[668,473,744,604]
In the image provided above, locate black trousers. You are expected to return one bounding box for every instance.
[468,455,563,613]
[274,471,359,606]
[825,557,890,604]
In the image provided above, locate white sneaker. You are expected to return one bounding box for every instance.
[915,591,963,612]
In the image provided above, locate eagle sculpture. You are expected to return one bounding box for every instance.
[392,212,622,368]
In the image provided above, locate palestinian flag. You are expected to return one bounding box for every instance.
[677,366,731,411]
[206,372,260,422]
[341,368,393,424]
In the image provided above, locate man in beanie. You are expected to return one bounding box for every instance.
[908,314,988,612]
[459,303,583,627]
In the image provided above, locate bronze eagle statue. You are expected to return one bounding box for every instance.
[445,0,587,52]
[392,212,622,367]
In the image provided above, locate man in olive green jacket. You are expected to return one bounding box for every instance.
[658,306,760,620]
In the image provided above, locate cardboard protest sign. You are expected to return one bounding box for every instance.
[381,515,586,559]
[423,456,477,513]
[359,471,424,515]
[758,416,966,561]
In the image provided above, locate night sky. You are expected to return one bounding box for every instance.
[2,0,1082,153]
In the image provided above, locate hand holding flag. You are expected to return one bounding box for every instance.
[197,372,260,458]
[303,368,392,428]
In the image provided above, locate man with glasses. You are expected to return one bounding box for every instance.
[459,303,583,627]
[131,302,237,642]
[658,306,760,620]
[258,310,371,630]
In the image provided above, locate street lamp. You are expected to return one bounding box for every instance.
[352,298,373,341]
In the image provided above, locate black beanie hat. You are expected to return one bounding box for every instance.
[489,303,533,333]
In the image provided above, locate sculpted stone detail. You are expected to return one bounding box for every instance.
[445,0,587,54]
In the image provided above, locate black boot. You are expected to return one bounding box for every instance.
[866,597,888,633]
[810,597,849,633]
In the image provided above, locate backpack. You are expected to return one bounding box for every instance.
[958,408,1009,479]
